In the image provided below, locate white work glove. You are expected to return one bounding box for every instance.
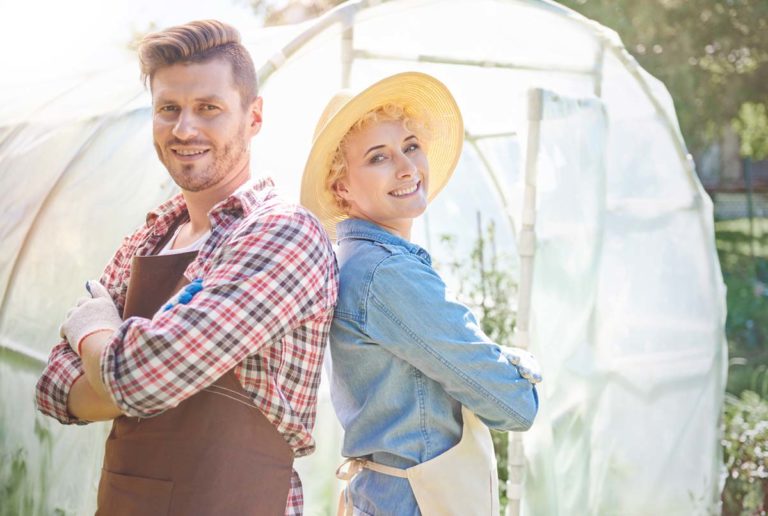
[500,346,543,384]
[60,280,121,356]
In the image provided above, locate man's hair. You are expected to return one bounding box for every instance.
[138,20,258,108]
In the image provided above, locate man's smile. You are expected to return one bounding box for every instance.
[171,147,211,160]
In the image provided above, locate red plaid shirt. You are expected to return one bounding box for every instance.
[35,177,338,515]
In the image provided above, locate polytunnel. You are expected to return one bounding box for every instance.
[0,0,727,514]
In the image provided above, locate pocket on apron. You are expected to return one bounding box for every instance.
[96,469,173,516]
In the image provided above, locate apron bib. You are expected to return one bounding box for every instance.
[96,247,293,516]
[336,406,499,516]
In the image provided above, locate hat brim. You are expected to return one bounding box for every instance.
[300,72,464,241]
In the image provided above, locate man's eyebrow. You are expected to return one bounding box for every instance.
[153,96,176,106]
[153,95,227,105]
[195,95,227,104]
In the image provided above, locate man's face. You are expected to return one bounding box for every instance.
[151,59,262,192]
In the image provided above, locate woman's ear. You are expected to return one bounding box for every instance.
[333,179,351,201]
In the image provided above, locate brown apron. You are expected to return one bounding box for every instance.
[96,246,293,516]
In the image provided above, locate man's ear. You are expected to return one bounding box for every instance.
[248,97,263,135]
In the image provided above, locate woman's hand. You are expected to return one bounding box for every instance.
[500,346,542,384]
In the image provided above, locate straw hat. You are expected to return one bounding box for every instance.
[300,72,464,240]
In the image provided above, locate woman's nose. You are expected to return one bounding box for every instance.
[395,153,418,179]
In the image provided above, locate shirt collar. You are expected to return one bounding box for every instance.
[336,218,432,263]
[217,176,276,216]
[145,176,276,230]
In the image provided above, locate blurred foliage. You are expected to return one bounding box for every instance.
[541,0,768,154]
[438,219,518,346]
[438,214,518,512]
[733,102,768,161]
[722,391,768,514]
[0,448,33,516]
[250,0,343,25]
[715,218,768,397]
[716,217,768,512]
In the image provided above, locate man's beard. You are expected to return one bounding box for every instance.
[156,125,249,192]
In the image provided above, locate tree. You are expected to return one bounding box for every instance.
[558,0,768,156]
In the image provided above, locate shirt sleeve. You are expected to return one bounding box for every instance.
[34,232,138,425]
[34,341,88,425]
[364,253,538,431]
[100,209,336,418]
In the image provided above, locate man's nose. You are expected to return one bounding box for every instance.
[172,111,198,141]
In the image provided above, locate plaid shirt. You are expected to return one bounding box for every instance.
[35,177,338,515]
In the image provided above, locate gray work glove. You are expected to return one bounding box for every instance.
[60,280,121,356]
[500,346,543,384]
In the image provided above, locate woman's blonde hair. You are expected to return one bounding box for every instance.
[326,103,432,212]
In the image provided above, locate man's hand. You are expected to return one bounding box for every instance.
[61,281,124,419]
[500,346,543,384]
[60,280,121,356]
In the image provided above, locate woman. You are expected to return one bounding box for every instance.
[301,72,540,516]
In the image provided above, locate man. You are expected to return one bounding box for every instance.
[35,19,338,515]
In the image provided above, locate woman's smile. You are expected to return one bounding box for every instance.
[389,180,421,197]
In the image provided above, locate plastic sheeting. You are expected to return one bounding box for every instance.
[0,0,726,514]
[519,90,725,514]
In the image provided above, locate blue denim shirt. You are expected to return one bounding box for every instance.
[330,219,539,516]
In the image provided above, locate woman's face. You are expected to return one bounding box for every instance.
[335,119,429,239]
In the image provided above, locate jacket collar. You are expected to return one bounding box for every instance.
[336,218,432,264]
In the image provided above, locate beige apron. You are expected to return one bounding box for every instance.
[336,406,499,516]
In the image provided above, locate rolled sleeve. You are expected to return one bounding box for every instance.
[365,253,538,431]
[35,340,88,425]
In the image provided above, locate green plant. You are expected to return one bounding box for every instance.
[439,215,518,345]
[722,390,768,514]
[716,217,768,513]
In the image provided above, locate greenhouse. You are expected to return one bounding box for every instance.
[0,0,727,514]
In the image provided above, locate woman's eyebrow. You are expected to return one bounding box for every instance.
[364,144,386,156]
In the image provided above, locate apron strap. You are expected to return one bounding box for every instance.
[335,457,408,516]
[335,459,363,516]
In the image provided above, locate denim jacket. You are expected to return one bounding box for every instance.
[330,218,539,515]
